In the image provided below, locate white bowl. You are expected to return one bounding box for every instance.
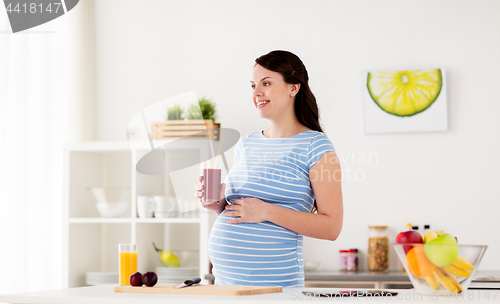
[174,250,200,267]
[95,202,128,217]
[304,261,320,272]
[394,244,487,295]
[89,187,130,217]
[89,187,130,204]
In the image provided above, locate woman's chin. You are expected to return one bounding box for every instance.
[257,111,271,119]
[256,107,272,118]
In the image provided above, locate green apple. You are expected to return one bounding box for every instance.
[424,234,458,266]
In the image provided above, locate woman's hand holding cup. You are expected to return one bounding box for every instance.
[195,175,227,214]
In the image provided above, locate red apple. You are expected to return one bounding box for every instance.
[396,231,423,254]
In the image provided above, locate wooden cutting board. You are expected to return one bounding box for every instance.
[114,283,282,296]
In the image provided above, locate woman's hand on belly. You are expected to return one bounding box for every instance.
[223,197,271,224]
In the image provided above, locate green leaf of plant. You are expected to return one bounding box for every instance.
[167,104,183,120]
[186,97,217,121]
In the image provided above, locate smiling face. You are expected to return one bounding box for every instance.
[250,64,300,120]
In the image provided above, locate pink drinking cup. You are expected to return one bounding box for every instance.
[201,168,221,204]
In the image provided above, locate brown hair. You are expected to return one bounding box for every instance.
[255,50,323,213]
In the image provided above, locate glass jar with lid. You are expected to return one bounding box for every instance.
[347,249,358,271]
[339,250,348,271]
[368,225,388,271]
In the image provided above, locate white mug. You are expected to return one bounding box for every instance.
[166,197,179,218]
[137,196,154,218]
[153,196,176,218]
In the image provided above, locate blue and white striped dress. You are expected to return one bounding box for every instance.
[208,130,335,287]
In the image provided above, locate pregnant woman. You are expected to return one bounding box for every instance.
[195,50,343,287]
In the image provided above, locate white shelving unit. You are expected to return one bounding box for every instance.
[62,140,212,288]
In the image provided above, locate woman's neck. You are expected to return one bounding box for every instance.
[264,114,310,138]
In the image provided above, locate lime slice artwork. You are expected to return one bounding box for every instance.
[367,69,442,117]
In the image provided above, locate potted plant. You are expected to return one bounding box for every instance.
[151,97,220,140]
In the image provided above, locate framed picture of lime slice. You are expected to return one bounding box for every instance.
[363,68,448,133]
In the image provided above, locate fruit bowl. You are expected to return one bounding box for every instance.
[394,244,487,296]
[158,250,199,267]
[166,250,199,267]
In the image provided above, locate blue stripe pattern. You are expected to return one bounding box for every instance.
[208,130,335,287]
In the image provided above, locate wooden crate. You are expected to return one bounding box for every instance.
[151,119,220,140]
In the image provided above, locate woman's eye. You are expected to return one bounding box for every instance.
[263,82,270,86]
[251,84,256,89]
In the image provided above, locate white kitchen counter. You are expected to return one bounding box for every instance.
[1,285,498,304]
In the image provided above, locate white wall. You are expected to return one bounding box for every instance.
[92,0,500,271]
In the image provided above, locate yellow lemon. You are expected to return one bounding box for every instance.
[367,69,442,117]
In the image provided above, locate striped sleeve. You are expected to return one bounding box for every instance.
[233,136,246,162]
[307,132,335,170]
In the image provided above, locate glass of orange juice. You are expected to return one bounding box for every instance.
[119,243,138,285]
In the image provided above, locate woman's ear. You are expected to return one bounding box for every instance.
[290,83,301,97]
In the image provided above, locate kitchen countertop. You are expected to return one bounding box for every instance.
[2,272,498,304]
[1,285,499,304]
[299,270,412,281]
[205,270,500,282]
[204,271,410,282]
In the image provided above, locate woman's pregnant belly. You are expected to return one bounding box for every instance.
[208,212,304,286]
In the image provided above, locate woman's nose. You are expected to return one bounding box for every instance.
[253,86,263,97]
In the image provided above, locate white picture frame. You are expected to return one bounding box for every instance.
[363,68,448,134]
